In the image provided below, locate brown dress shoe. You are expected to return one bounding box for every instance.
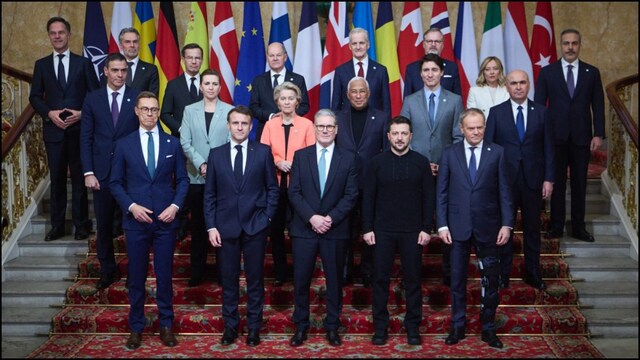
[126,332,142,349]
[159,326,178,347]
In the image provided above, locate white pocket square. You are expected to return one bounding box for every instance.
[166,154,173,158]
[443,74,452,78]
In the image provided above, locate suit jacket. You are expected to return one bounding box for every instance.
[400,87,463,164]
[534,60,605,146]
[249,70,310,125]
[288,144,359,240]
[180,99,234,184]
[203,141,279,239]
[29,52,100,142]
[466,85,510,118]
[260,114,316,187]
[101,59,159,95]
[404,58,461,98]
[331,59,391,119]
[80,86,140,181]
[436,141,513,243]
[109,129,189,231]
[485,99,555,190]
[336,106,389,188]
[160,75,203,136]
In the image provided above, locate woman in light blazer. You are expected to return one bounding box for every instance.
[466,56,510,118]
[180,68,233,287]
[260,81,316,286]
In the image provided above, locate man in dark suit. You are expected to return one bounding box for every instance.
[288,109,358,347]
[203,106,279,347]
[486,70,555,291]
[117,27,159,95]
[535,28,605,243]
[336,77,388,287]
[160,43,204,138]
[80,52,140,290]
[332,28,391,119]
[109,91,189,350]
[404,27,461,98]
[29,16,100,241]
[249,42,310,141]
[437,108,513,349]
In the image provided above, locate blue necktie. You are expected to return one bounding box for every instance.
[566,64,575,98]
[428,93,436,128]
[111,91,119,126]
[234,144,243,183]
[146,131,155,178]
[468,146,477,184]
[318,148,327,197]
[516,105,525,142]
[57,54,66,88]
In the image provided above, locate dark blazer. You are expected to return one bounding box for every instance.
[331,59,391,119]
[336,107,389,188]
[203,141,279,239]
[160,75,203,136]
[288,144,359,240]
[29,52,100,142]
[109,129,189,231]
[80,86,140,181]
[436,141,513,243]
[404,58,461,98]
[249,70,310,136]
[101,59,159,95]
[485,99,555,190]
[534,60,605,146]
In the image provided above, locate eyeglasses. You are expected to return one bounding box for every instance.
[424,40,443,45]
[315,124,336,132]
[138,107,160,114]
[184,56,202,62]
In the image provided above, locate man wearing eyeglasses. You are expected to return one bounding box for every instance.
[403,27,461,98]
[80,52,140,291]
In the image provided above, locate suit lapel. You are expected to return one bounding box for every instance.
[453,143,472,185]
[307,147,322,196]
[418,91,431,131]
[324,147,342,194]
[132,133,151,180]
[554,62,572,98]
[154,132,174,179]
[117,87,136,132]
[66,54,81,90]
[240,143,256,189]
[475,142,494,184]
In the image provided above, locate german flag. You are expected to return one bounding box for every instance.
[154,2,182,134]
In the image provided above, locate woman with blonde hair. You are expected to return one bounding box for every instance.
[466,56,510,118]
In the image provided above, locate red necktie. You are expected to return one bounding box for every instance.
[357,62,364,78]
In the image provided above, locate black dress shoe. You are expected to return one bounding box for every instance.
[499,276,510,289]
[445,327,465,345]
[371,329,388,345]
[96,274,115,290]
[246,329,260,347]
[572,230,595,242]
[220,327,238,345]
[290,329,308,347]
[74,228,89,240]
[362,274,372,288]
[326,329,342,346]
[159,326,178,347]
[523,274,547,291]
[545,228,563,239]
[406,328,422,345]
[481,330,504,348]
[126,332,142,349]
[188,277,202,287]
[44,227,65,242]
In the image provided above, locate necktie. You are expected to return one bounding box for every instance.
[357,61,364,78]
[111,91,119,126]
[428,93,436,128]
[566,64,575,98]
[147,131,155,178]
[468,146,477,184]
[126,61,134,86]
[516,105,525,142]
[57,54,66,88]
[190,77,198,99]
[234,144,243,183]
[318,148,327,197]
[273,74,280,88]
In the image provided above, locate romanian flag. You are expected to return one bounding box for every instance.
[375,2,402,117]
[155,2,182,133]
[184,2,209,73]
[134,1,156,64]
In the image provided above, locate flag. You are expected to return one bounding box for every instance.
[375,2,401,117]
[233,2,266,140]
[293,2,322,118]
[504,1,534,98]
[352,1,376,61]
[210,1,238,104]
[109,2,133,54]
[184,2,209,73]
[83,2,108,80]
[453,1,479,104]
[134,1,156,64]
[155,2,182,133]
[320,2,351,109]
[269,2,294,70]
[480,1,505,65]
[430,2,455,61]
[530,1,557,85]
[398,1,423,97]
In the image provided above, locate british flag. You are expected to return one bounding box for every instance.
[319,2,351,109]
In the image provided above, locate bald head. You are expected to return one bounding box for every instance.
[505,70,530,104]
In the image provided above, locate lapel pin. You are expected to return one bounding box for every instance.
[443,98,447,102]
[126,98,131,102]
[141,66,146,70]
[167,139,171,143]
[371,116,375,119]
[487,147,492,151]
[373,66,377,70]
[530,106,534,111]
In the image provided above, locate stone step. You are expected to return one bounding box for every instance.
[560,235,633,258]
[17,234,88,257]
[0,336,50,359]
[573,281,639,309]
[3,256,80,281]
[564,193,611,214]
[1,280,72,307]
[28,215,97,235]
[564,214,621,236]
[582,308,639,338]
[1,307,58,336]
[564,257,638,282]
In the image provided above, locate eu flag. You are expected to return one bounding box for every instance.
[233,2,266,141]
[83,2,108,81]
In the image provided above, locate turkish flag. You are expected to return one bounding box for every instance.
[529,2,557,85]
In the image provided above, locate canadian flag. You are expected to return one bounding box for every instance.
[529,2,557,85]
[397,1,423,97]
